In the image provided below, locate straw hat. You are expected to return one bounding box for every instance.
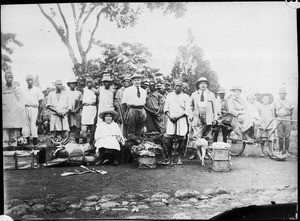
[99,109,119,121]
[261,93,274,104]
[278,87,287,94]
[131,73,142,80]
[101,76,114,82]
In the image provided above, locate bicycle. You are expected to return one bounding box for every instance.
[214,118,297,157]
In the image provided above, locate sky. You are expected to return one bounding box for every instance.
[1,2,298,101]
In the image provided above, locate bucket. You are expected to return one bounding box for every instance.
[137,155,157,169]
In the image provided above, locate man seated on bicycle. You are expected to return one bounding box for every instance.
[227,86,255,142]
[212,87,230,143]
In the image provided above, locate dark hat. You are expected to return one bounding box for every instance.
[99,109,119,121]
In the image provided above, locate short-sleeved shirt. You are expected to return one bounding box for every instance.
[274,98,294,117]
[122,85,147,106]
[23,86,44,107]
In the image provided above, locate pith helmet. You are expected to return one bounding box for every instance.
[230,85,242,91]
[196,77,210,88]
[260,93,274,104]
[217,87,226,94]
[67,77,78,86]
[278,87,287,94]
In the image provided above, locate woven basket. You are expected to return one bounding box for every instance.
[137,155,157,169]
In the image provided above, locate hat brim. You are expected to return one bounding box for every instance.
[261,93,274,104]
[196,80,210,88]
[67,82,78,85]
[99,110,119,121]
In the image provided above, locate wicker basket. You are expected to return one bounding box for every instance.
[137,155,157,169]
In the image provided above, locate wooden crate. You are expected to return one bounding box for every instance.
[212,160,231,172]
[212,148,230,160]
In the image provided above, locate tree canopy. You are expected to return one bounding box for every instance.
[171,29,219,95]
[1,32,23,73]
[38,3,187,79]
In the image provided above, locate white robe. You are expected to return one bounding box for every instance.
[81,87,97,125]
[94,121,125,152]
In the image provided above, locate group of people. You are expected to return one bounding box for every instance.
[2,70,295,166]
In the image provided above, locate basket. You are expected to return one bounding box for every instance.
[212,160,231,172]
[137,155,157,169]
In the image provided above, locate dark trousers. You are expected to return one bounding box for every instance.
[213,125,229,142]
[126,108,147,137]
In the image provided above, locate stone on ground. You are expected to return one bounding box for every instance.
[85,195,100,201]
[31,204,45,212]
[101,194,120,201]
[81,206,95,212]
[173,213,192,219]
[174,189,200,199]
[6,204,30,216]
[151,192,170,199]
[100,201,120,210]
[152,202,166,207]
[137,204,149,210]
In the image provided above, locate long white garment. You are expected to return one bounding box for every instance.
[94,121,125,152]
[81,87,97,125]
[23,86,43,107]
[164,92,191,136]
[97,87,114,125]
[47,91,69,131]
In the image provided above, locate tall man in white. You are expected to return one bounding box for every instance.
[23,75,44,147]
[164,80,190,166]
[122,73,147,137]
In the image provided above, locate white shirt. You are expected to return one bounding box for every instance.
[23,86,43,107]
[122,85,147,106]
[164,92,191,118]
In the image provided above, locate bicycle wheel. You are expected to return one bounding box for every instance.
[227,130,246,156]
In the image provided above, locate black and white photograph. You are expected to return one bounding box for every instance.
[1,2,298,220]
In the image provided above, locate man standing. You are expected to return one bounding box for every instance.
[2,71,26,148]
[190,77,218,141]
[115,74,132,136]
[66,77,82,143]
[144,80,164,133]
[23,75,44,147]
[47,80,69,140]
[81,77,97,144]
[213,87,230,142]
[164,80,190,165]
[274,87,294,155]
[122,73,147,137]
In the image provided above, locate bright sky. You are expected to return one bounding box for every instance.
[1,2,298,101]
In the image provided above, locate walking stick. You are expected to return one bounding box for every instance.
[184,119,192,157]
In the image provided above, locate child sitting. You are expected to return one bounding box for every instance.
[94,110,125,166]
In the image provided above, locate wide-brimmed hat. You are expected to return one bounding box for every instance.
[99,109,119,121]
[278,87,287,94]
[67,77,78,85]
[230,85,242,91]
[86,77,93,83]
[261,93,274,104]
[217,87,226,94]
[174,79,183,86]
[131,73,142,80]
[101,76,114,82]
[196,77,210,88]
[122,75,132,82]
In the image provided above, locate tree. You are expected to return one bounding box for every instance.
[75,41,158,89]
[171,29,219,95]
[38,3,187,77]
[1,32,23,73]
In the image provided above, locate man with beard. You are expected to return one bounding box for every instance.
[47,80,69,140]
[23,74,44,147]
[144,80,164,133]
[164,79,190,166]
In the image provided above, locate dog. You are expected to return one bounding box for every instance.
[192,137,209,166]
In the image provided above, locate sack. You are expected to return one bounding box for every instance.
[222,114,233,125]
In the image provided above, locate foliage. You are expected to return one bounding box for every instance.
[38,3,187,80]
[170,29,219,95]
[1,32,23,73]
[74,42,160,89]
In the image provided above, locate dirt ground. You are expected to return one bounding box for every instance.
[3,130,298,219]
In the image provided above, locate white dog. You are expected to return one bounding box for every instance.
[192,138,209,166]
